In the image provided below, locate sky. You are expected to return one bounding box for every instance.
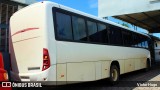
[37,0,98,16]
[36,0,160,37]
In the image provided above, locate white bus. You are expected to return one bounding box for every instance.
[9,1,151,85]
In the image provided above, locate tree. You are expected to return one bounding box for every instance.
[122,23,129,28]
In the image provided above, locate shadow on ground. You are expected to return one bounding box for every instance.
[13,63,160,90]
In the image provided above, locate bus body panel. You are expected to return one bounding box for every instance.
[117,60,125,74]
[56,64,67,82]
[10,4,45,74]
[10,2,58,81]
[95,61,102,80]
[56,41,150,63]
[67,62,95,82]
[125,59,135,73]
[56,41,150,80]
[56,60,111,82]
[12,37,43,73]
[101,61,110,79]
[45,1,58,66]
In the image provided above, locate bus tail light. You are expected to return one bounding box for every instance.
[42,48,51,71]
[3,72,8,80]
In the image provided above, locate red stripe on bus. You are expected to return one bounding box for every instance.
[13,36,41,43]
[12,28,39,36]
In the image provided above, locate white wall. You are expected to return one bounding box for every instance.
[98,0,160,17]
[11,0,36,5]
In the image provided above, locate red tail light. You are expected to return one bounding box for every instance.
[42,48,50,71]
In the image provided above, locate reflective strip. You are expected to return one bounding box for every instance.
[28,67,40,70]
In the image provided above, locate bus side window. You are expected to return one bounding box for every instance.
[97,23,108,43]
[72,16,87,41]
[122,31,132,46]
[137,35,142,48]
[143,37,148,48]
[155,42,157,47]
[145,41,148,48]
[132,35,137,47]
[56,12,73,40]
[109,25,123,45]
[87,20,99,42]
[141,37,145,48]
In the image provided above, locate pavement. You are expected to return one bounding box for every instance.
[133,63,160,90]
[12,62,160,90]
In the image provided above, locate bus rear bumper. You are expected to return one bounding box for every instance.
[10,65,56,83]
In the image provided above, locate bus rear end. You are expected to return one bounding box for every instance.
[9,2,57,83]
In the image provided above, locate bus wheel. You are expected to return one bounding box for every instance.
[109,65,119,84]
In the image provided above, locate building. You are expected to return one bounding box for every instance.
[98,0,160,33]
[0,0,36,52]
[98,0,160,64]
[12,0,36,5]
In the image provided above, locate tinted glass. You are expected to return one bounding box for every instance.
[56,12,73,40]
[87,21,99,42]
[122,31,132,46]
[72,16,87,41]
[98,23,108,43]
[109,25,123,45]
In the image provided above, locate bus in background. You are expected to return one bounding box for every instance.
[0,53,12,90]
[154,40,160,62]
[0,53,8,81]
[9,1,151,85]
[149,35,160,64]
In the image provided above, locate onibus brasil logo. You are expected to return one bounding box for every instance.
[2,82,42,87]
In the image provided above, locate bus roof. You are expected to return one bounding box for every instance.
[13,1,150,38]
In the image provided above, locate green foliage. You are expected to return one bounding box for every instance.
[122,23,129,28]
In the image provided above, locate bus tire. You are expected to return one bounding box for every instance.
[109,65,119,85]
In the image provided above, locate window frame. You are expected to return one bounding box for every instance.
[52,7,149,50]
